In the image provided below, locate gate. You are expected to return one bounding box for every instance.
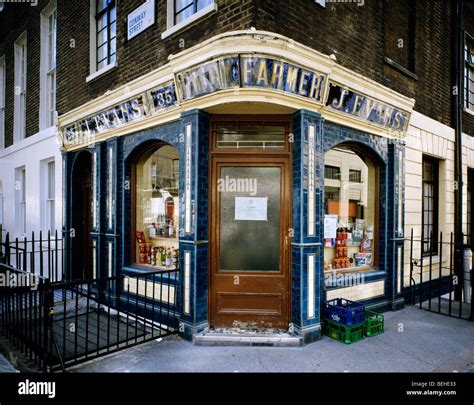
[407,230,473,321]
[0,230,179,372]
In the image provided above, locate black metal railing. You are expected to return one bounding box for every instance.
[0,230,65,283]
[407,229,473,321]
[0,263,179,372]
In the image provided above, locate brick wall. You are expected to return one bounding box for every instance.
[1,0,470,144]
[56,0,255,115]
[254,0,455,129]
[0,1,49,147]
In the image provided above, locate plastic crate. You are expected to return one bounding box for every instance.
[364,309,384,337]
[323,298,365,326]
[323,319,365,344]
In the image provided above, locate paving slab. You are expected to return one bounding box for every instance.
[70,306,474,373]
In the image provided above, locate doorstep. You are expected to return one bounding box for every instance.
[193,327,303,347]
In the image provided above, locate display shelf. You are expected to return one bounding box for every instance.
[136,264,177,271]
[149,236,179,242]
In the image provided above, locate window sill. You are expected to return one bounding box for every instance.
[122,265,179,279]
[464,107,474,116]
[86,61,118,83]
[161,3,217,40]
[384,57,418,81]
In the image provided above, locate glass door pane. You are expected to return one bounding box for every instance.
[219,166,281,272]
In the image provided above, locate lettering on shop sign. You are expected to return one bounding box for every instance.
[63,81,178,145]
[127,0,155,40]
[175,55,327,104]
[325,82,410,132]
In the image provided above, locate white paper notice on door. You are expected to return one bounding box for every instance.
[234,197,268,221]
[324,214,338,239]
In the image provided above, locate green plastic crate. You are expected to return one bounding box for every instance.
[364,309,384,336]
[323,319,365,344]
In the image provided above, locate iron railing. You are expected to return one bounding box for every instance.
[0,230,65,283]
[0,263,179,372]
[0,229,180,372]
[407,229,473,321]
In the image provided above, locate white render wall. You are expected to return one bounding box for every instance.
[403,110,472,288]
[0,127,63,239]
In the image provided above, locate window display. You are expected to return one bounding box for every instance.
[134,145,179,269]
[323,146,377,271]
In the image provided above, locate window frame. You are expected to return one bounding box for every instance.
[14,32,27,143]
[162,0,217,40]
[0,55,5,149]
[95,0,116,72]
[324,165,341,181]
[421,156,439,256]
[44,159,55,233]
[130,141,181,269]
[15,166,26,236]
[323,145,381,273]
[40,0,57,130]
[87,0,117,82]
[464,32,474,112]
[349,169,362,183]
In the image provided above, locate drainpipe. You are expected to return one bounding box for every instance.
[454,0,464,300]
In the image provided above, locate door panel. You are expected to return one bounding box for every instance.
[219,166,281,272]
[210,157,290,329]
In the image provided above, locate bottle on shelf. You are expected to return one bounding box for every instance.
[166,247,172,268]
[168,220,174,238]
[156,216,162,236]
[161,248,166,267]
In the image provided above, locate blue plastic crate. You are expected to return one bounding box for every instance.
[323,298,365,326]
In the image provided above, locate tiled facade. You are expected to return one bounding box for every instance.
[2,1,474,347]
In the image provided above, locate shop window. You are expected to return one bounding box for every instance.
[134,145,180,269]
[323,146,377,271]
[162,0,216,39]
[422,156,439,256]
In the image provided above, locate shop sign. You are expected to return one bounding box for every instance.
[325,82,410,132]
[175,55,327,104]
[127,0,155,40]
[63,81,178,146]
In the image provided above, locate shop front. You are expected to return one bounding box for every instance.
[59,31,414,344]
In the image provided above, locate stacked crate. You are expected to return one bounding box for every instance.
[323,298,384,344]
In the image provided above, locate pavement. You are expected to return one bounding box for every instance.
[0,353,18,373]
[67,306,474,373]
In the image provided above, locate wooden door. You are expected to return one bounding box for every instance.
[209,155,291,329]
